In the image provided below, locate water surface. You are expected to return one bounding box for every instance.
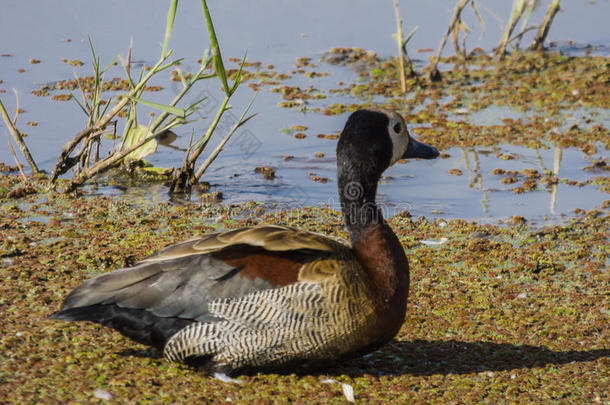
[1,0,608,222]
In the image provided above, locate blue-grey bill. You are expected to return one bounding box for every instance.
[403,138,439,159]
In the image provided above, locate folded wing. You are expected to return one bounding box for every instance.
[50,225,346,347]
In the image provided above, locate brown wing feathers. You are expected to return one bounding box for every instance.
[143,225,336,261]
[213,245,319,287]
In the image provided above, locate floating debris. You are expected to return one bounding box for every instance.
[213,373,242,384]
[342,383,355,402]
[420,237,448,246]
[254,166,276,180]
[93,389,112,400]
[200,191,223,203]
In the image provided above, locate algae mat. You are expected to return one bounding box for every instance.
[0,177,607,403]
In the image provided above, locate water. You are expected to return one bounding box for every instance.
[1,0,608,222]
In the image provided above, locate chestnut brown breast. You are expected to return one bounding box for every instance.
[353,221,410,345]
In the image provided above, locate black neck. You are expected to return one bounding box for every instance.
[338,166,383,243]
[335,109,394,243]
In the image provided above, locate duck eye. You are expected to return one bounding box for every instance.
[393,122,401,133]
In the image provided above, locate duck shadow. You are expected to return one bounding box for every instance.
[117,339,609,377]
[323,339,609,377]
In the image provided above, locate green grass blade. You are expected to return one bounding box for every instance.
[162,0,178,56]
[198,72,217,80]
[234,112,256,131]
[404,26,418,46]
[199,48,211,70]
[237,91,258,123]
[157,117,202,134]
[131,96,186,118]
[99,96,113,118]
[70,91,89,116]
[229,51,248,96]
[101,56,119,75]
[157,57,183,72]
[120,116,135,150]
[200,0,229,95]
[119,55,136,89]
[185,97,208,115]
[173,67,188,87]
[87,36,97,64]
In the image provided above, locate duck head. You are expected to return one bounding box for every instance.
[336,109,439,239]
[337,108,439,198]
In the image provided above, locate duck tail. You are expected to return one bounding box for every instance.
[50,304,193,348]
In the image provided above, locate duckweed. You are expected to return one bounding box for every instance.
[0,173,607,403]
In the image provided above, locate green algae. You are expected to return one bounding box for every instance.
[32,76,164,98]
[0,174,607,403]
[268,49,609,155]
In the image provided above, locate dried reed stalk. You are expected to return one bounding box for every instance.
[529,0,560,51]
[0,98,39,175]
[427,0,471,81]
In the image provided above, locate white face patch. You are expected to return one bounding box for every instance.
[385,112,410,165]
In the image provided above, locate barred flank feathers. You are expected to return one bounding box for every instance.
[162,259,376,369]
[164,322,222,362]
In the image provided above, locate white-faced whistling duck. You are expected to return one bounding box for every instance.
[50,108,439,374]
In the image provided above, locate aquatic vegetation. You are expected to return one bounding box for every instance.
[0,1,607,400]
[254,166,276,180]
[271,50,608,157]
[1,1,255,195]
[0,173,607,403]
